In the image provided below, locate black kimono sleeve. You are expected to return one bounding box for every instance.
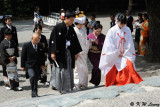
[0,42,10,65]
[21,43,27,68]
[49,26,57,54]
[39,43,45,66]
[72,29,82,55]
[42,35,48,53]
[13,27,19,47]
[0,27,4,43]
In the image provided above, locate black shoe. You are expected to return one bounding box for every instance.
[52,86,57,90]
[32,94,39,98]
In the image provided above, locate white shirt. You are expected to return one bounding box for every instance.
[31,42,37,51]
[88,20,96,34]
[6,24,12,30]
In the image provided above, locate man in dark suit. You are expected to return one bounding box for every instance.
[126,10,134,32]
[0,16,19,47]
[110,14,116,28]
[21,34,45,97]
[0,28,22,91]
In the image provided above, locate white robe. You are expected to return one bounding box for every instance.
[74,27,89,86]
[99,24,136,76]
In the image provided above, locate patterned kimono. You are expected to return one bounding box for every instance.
[139,20,149,56]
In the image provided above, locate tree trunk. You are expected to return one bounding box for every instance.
[128,0,133,11]
[145,0,160,62]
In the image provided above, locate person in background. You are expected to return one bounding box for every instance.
[110,14,116,28]
[134,13,144,54]
[0,16,19,48]
[35,24,49,86]
[87,23,105,87]
[139,13,149,56]
[87,14,97,34]
[60,8,65,21]
[85,18,89,35]
[126,10,134,33]
[33,6,43,32]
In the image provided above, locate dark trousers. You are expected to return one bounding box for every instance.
[27,66,39,95]
[2,64,7,77]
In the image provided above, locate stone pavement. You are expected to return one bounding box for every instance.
[0,16,160,107]
[0,76,160,107]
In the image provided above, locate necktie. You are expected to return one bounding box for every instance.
[35,45,37,52]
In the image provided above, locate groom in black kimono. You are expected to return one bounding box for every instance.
[49,10,82,93]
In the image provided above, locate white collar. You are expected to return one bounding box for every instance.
[5,38,11,43]
[6,24,12,29]
[31,42,37,48]
[39,34,41,39]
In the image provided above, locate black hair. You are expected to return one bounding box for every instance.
[138,13,143,20]
[116,13,127,24]
[35,24,42,31]
[65,10,75,18]
[143,13,148,19]
[5,16,12,21]
[74,22,79,25]
[126,10,131,15]
[34,6,39,12]
[93,23,103,30]
[96,21,100,24]
[4,28,12,36]
[110,14,115,17]
[91,14,96,18]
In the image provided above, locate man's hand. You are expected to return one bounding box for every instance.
[22,68,25,71]
[75,54,79,60]
[51,53,56,61]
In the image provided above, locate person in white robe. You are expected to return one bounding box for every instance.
[99,13,143,87]
[73,16,89,90]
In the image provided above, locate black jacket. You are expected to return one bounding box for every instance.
[0,25,19,47]
[40,34,48,53]
[21,42,45,70]
[127,16,134,32]
[49,21,82,68]
[0,39,18,65]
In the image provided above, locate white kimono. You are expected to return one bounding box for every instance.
[74,27,89,86]
[99,24,136,76]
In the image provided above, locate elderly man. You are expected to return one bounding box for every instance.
[21,34,45,97]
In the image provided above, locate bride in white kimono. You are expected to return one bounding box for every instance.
[73,16,89,90]
[99,13,143,87]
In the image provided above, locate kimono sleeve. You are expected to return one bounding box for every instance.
[49,26,57,54]
[72,29,82,55]
[0,42,10,65]
[99,29,120,76]
[123,30,136,62]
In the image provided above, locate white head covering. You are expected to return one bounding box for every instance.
[74,16,86,24]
